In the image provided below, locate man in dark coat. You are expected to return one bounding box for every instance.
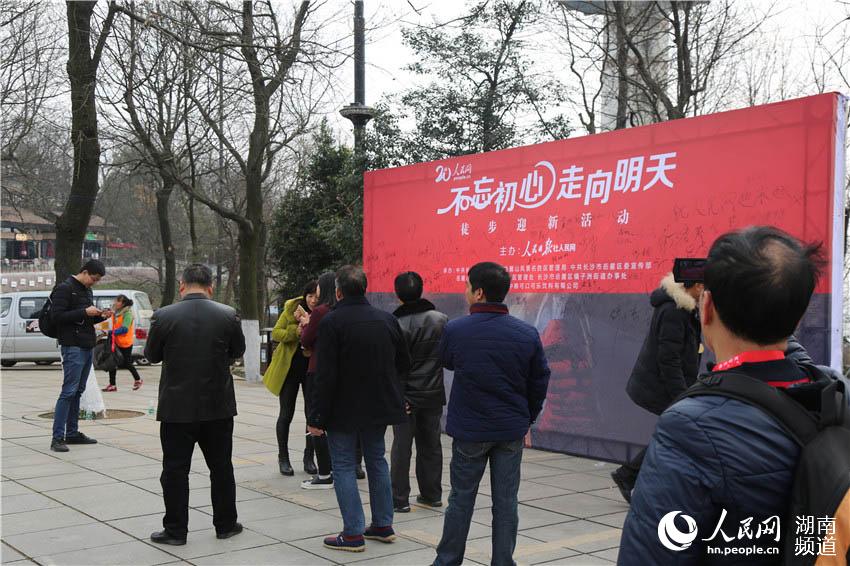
[612,272,703,502]
[390,271,448,513]
[619,226,826,565]
[308,265,411,553]
[434,262,551,566]
[49,259,110,452]
[144,264,246,546]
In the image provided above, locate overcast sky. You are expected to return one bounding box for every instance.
[325,0,849,144]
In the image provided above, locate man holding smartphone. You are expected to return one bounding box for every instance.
[611,261,704,502]
[49,259,110,452]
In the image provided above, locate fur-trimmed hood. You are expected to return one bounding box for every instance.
[651,273,697,312]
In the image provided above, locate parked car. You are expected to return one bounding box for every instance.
[0,289,154,367]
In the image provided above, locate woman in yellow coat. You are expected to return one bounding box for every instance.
[263,281,318,476]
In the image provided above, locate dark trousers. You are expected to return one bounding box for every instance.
[107,346,141,385]
[615,447,646,487]
[276,357,307,459]
[160,418,237,537]
[303,374,332,476]
[390,407,443,506]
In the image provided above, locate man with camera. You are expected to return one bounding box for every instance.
[618,226,830,564]
[611,264,704,502]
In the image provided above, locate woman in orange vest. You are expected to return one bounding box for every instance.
[101,294,143,391]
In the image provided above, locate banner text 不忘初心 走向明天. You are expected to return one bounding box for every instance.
[363,93,846,461]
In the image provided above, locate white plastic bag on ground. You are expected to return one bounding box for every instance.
[79,363,106,416]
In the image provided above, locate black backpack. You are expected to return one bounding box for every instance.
[680,366,850,565]
[37,286,59,338]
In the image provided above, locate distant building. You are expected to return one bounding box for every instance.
[0,208,113,268]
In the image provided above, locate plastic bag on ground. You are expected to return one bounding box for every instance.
[79,363,106,416]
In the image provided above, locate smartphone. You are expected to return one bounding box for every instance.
[294,305,307,321]
[673,258,707,284]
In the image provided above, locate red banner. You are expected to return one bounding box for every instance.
[364,94,841,295]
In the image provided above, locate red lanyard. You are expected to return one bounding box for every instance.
[712,350,785,372]
[713,350,809,388]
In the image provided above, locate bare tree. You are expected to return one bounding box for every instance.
[613,1,767,122]
[0,0,62,162]
[101,1,208,306]
[551,0,769,131]
[54,0,119,281]
[117,0,339,380]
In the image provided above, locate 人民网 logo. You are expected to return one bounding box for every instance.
[658,511,699,551]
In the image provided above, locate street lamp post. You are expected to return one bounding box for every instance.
[340,0,375,155]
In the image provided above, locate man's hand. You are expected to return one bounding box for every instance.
[307,425,325,437]
[404,401,413,415]
[85,306,102,317]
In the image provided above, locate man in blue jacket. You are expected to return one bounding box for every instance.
[434,262,550,566]
[619,226,825,564]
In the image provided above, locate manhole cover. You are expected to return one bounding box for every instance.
[36,409,146,420]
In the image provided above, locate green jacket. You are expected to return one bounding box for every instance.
[262,297,302,396]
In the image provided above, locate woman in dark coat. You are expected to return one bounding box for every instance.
[613,273,703,502]
[298,272,338,489]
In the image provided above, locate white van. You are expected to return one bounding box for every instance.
[0,289,154,367]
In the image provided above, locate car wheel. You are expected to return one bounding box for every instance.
[1,360,17,368]
[35,361,54,366]
[136,357,151,366]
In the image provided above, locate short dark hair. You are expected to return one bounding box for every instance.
[394,271,423,303]
[182,263,213,287]
[705,226,825,345]
[115,294,134,308]
[335,265,367,298]
[468,262,511,303]
[79,259,105,276]
[317,271,338,307]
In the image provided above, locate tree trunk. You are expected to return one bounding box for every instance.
[187,193,198,262]
[237,170,264,381]
[157,180,176,306]
[55,1,100,282]
[614,8,629,131]
[236,223,260,321]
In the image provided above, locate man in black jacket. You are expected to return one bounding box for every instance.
[390,271,448,513]
[308,265,411,552]
[612,272,703,502]
[144,264,246,546]
[50,259,109,452]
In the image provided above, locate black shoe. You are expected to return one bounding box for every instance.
[394,504,411,513]
[416,495,442,508]
[303,457,318,476]
[64,432,97,445]
[610,470,633,504]
[216,523,243,539]
[279,457,294,476]
[50,438,69,452]
[355,465,365,480]
[150,530,187,546]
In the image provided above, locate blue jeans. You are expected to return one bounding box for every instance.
[53,346,93,440]
[435,439,524,566]
[326,426,394,536]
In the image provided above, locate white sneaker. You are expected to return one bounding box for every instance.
[301,475,334,490]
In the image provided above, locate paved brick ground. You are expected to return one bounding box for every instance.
[1,364,625,565]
